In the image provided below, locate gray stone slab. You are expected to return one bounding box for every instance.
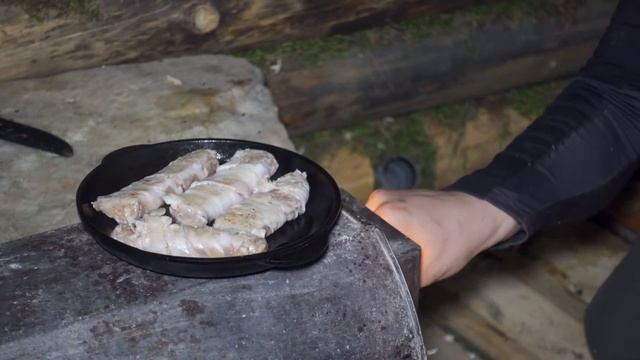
[0,193,426,360]
[341,192,422,305]
[0,55,293,243]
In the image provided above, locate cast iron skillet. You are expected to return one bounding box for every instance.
[76,139,342,278]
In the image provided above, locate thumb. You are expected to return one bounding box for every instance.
[374,202,411,237]
[366,189,394,212]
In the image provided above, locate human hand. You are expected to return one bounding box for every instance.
[366,189,519,287]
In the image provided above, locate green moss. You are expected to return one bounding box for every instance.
[24,0,101,21]
[380,115,437,188]
[394,0,549,39]
[465,38,479,58]
[430,102,474,132]
[279,35,364,66]
[423,102,473,155]
[468,0,543,22]
[505,80,568,118]
[67,0,100,19]
[238,0,564,67]
[506,83,548,118]
[498,119,512,148]
[292,115,437,188]
[293,130,337,157]
[239,33,371,67]
[397,13,456,38]
[237,48,277,67]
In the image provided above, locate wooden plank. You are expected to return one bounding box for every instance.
[418,223,628,360]
[440,260,590,360]
[494,251,587,323]
[522,224,629,303]
[266,0,614,133]
[0,0,493,82]
[420,285,539,360]
[419,317,476,359]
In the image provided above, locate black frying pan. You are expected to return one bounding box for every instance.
[76,139,342,278]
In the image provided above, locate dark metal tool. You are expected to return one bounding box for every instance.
[0,117,73,157]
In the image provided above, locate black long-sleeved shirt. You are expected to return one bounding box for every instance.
[448,0,640,247]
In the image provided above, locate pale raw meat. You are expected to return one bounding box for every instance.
[165,149,278,227]
[93,149,218,223]
[112,213,267,257]
[99,149,310,259]
[214,170,310,237]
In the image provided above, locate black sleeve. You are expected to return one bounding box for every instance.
[446,0,640,248]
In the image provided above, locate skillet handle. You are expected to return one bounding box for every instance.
[264,236,329,268]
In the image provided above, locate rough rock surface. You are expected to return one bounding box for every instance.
[0,55,293,242]
[0,193,425,359]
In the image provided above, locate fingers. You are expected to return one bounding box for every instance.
[366,190,411,239]
[374,201,412,237]
[366,190,441,287]
[374,201,436,286]
[365,189,391,212]
[366,189,413,211]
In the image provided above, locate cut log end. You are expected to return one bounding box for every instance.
[193,4,220,34]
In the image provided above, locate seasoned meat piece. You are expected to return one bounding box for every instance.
[112,214,267,257]
[213,170,309,237]
[165,149,278,227]
[93,149,218,223]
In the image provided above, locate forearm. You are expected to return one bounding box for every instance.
[448,0,640,247]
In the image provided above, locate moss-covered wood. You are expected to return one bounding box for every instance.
[0,0,494,82]
[265,0,614,133]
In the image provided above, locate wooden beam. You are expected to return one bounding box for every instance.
[522,224,629,303]
[265,0,615,133]
[0,0,492,82]
[419,317,477,359]
[494,251,587,323]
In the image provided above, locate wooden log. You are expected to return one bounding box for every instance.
[266,0,615,133]
[0,0,492,82]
